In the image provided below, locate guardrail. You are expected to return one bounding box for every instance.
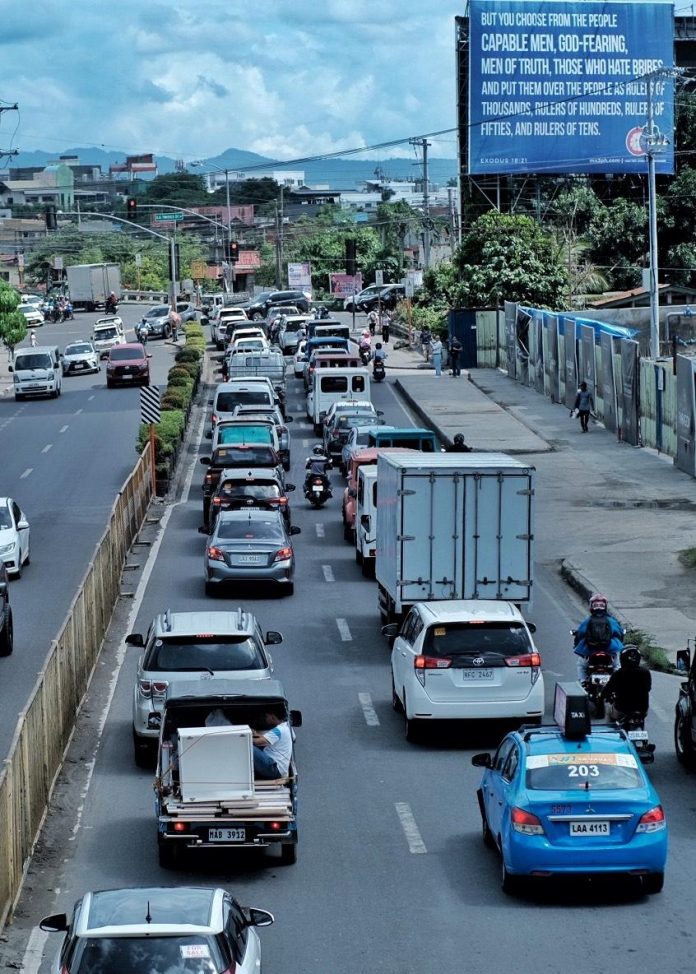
[0,445,153,927]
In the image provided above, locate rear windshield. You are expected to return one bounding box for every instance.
[110,348,143,361]
[526,753,643,791]
[144,635,266,672]
[66,343,92,355]
[95,327,118,339]
[14,353,52,370]
[219,481,280,499]
[421,622,532,659]
[216,391,272,410]
[217,519,284,540]
[212,445,276,466]
[68,936,221,973]
[218,426,273,445]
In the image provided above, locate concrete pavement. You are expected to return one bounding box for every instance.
[382,335,696,661]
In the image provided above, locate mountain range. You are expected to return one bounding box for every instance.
[3,147,458,190]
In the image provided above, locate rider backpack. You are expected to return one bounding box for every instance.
[585,615,613,648]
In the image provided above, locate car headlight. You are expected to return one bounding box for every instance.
[0,542,16,555]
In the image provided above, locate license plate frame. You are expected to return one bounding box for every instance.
[569,820,610,836]
[460,668,495,681]
[208,827,245,842]
[627,729,649,741]
[237,554,262,564]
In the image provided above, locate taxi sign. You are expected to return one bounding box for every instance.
[553,682,590,739]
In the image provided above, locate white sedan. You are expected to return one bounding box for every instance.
[62,341,100,376]
[18,303,44,327]
[0,498,30,578]
[293,339,308,377]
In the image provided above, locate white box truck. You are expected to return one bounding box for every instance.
[376,453,535,624]
[66,262,122,311]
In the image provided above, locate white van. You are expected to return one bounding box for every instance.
[11,346,62,400]
[308,367,370,434]
[209,381,276,436]
[356,465,378,577]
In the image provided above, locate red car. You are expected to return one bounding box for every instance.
[106,343,151,388]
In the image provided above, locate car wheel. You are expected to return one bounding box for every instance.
[501,857,522,896]
[284,583,295,597]
[0,609,13,657]
[477,791,495,849]
[106,379,114,389]
[14,560,21,580]
[403,694,420,742]
[204,581,215,597]
[279,842,297,865]
[674,711,696,769]
[23,548,30,567]
[643,872,664,895]
[391,674,403,713]
[157,836,180,869]
[14,394,23,402]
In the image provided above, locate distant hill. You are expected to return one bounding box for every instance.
[4,147,458,190]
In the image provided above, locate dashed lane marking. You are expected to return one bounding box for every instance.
[322,564,334,582]
[74,408,83,415]
[358,692,380,726]
[315,523,325,538]
[337,618,352,641]
[395,802,427,854]
[42,444,53,454]
[59,425,69,433]
[20,468,32,479]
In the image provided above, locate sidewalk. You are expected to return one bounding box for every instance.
[384,337,696,661]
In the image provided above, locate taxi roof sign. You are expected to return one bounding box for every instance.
[553,682,591,740]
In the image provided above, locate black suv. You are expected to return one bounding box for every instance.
[361,284,406,313]
[247,290,310,319]
[0,563,12,656]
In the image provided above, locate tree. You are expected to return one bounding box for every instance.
[585,198,648,290]
[144,173,207,206]
[0,283,27,354]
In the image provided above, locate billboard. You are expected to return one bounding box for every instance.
[468,0,674,174]
[287,262,312,290]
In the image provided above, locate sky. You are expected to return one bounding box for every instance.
[0,1,465,164]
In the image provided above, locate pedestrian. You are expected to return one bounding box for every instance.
[573,381,595,432]
[431,334,444,376]
[381,311,391,344]
[30,329,37,347]
[420,327,432,361]
[449,335,462,376]
[170,310,181,343]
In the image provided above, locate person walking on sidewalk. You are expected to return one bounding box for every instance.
[449,335,462,376]
[573,381,595,432]
[431,335,444,376]
[420,327,432,361]
[381,310,391,344]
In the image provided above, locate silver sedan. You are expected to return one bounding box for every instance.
[62,341,100,376]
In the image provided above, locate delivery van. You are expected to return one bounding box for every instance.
[11,346,62,400]
[308,367,370,434]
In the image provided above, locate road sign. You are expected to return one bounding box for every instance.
[140,385,161,425]
[375,270,384,287]
[154,211,183,222]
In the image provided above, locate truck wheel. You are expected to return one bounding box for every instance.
[279,842,297,865]
[0,609,13,657]
[674,711,696,769]
[158,837,180,869]
[362,558,375,579]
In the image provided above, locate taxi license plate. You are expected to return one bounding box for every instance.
[238,554,261,564]
[461,669,494,680]
[628,729,649,741]
[312,486,322,493]
[209,828,245,842]
[570,820,610,836]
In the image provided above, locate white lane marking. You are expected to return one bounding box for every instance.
[42,444,53,454]
[322,564,334,582]
[88,395,95,401]
[74,408,83,415]
[59,424,69,433]
[315,523,325,538]
[21,925,50,974]
[20,468,32,479]
[395,802,427,854]
[358,692,380,726]
[337,618,352,641]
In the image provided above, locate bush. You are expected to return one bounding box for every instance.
[168,371,194,389]
[162,387,192,411]
[137,409,185,461]
[175,347,202,364]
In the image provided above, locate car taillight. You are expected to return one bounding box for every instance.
[636,805,666,833]
[212,497,221,506]
[414,654,451,686]
[505,653,541,667]
[313,478,324,485]
[511,807,545,836]
[152,681,169,695]
[207,546,225,562]
[273,546,293,562]
[205,473,214,485]
[139,679,152,698]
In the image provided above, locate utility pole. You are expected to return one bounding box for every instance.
[410,137,431,269]
[275,186,284,289]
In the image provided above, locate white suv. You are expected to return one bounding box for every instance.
[386,600,544,741]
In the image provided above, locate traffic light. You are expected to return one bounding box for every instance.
[345,238,357,276]
[45,205,57,231]
[227,241,239,263]
[127,197,138,221]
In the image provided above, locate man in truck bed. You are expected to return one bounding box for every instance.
[252,708,292,779]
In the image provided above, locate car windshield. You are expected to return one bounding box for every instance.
[216,391,271,411]
[95,328,117,340]
[147,306,169,317]
[212,446,275,466]
[110,348,143,361]
[146,635,266,671]
[14,353,51,370]
[69,935,220,973]
[0,505,11,529]
[421,622,532,659]
[216,519,284,540]
[219,482,280,499]
[18,305,35,313]
[66,344,92,355]
[334,412,374,429]
[526,752,643,790]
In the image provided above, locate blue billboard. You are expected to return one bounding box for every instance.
[468,0,674,174]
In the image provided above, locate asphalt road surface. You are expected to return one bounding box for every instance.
[2,343,694,974]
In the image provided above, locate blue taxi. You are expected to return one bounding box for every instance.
[472,683,667,895]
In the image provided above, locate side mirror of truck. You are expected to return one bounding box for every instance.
[125,633,144,647]
[284,415,294,423]
[471,753,492,768]
[265,630,283,645]
[526,622,537,633]
[677,648,691,673]
[285,484,296,492]
[290,709,302,728]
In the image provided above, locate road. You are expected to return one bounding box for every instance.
[3,342,695,974]
[0,305,178,756]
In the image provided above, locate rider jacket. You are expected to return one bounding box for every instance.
[305,457,331,477]
[573,613,624,658]
[603,666,652,715]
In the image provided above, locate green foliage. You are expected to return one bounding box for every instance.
[585,198,647,290]
[0,283,27,350]
[143,173,207,205]
[283,222,382,292]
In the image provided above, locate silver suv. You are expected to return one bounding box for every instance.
[127,608,282,765]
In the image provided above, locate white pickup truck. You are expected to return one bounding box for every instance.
[154,679,301,868]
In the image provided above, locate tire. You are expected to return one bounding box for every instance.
[23,549,30,567]
[478,791,495,849]
[279,842,297,865]
[0,608,13,657]
[14,394,23,402]
[674,711,696,769]
[643,872,664,895]
[362,558,375,579]
[356,548,363,566]
[204,581,215,597]
[14,560,21,580]
[403,695,419,742]
[284,583,295,597]
[391,674,403,713]
[163,324,172,339]
[158,837,180,869]
[501,858,522,896]
[106,379,114,389]
[593,694,605,719]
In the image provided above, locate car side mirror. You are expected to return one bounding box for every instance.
[197,526,209,535]
[377,410,384,416]
[146,353,152,359]
[285,484,295,492]
[200,457,211,465]
[290,525,301,535]
[125,633,144,647]
[381,623,399,639]
[471,753,492,768]
[265,630,283,645]
[526,622,537,634]
[208,399,214,405]
[17,519,29,531]
[290,709,302,727]
[247,908,275,929]
[39,913,69,934]
[7,366,12,372]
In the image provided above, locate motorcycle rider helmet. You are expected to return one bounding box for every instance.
[312,445,325,456]
[589,592,608,614]
[376,342,383,349]
[454,433,466,446]
[620,645,641,668]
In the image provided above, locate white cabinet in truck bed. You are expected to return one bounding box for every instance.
[178,725,254,802]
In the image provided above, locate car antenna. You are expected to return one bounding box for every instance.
[146,900,152,924]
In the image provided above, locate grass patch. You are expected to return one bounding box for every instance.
[624,628,675,674]
[678,547,696,570]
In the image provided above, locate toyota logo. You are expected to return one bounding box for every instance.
[472,657,485,667]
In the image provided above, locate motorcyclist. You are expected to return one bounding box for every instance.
[105,292,118,314]
[574,592,624,680]
[304,445,333,494]
[136,322,149,345]
[359,330,372,364]
[446,433,472,453]
[602,645,652,721]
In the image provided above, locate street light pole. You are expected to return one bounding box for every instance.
[191,161,233,292]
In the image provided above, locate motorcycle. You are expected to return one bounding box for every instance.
[373,359,386,382]
[359,344,372,366]
[612,708,655,763]
[304,475,332,508]
[583,649,615,718]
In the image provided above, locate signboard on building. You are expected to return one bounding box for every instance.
[190,260,207,279]
[288,262,312,290]
[329,273,362,296]
[468,0,674,174]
